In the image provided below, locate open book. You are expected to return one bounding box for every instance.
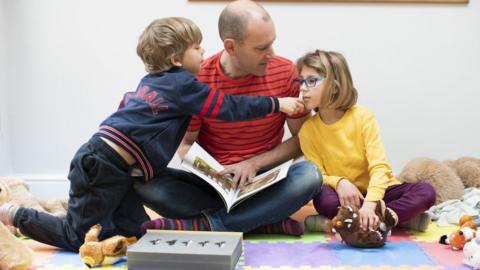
[181,143,293,213]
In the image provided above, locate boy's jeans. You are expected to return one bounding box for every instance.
[134,161,322,232]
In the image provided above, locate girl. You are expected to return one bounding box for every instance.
[297,50,436,232]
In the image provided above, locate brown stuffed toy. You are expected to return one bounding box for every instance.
[79,224,137,268]
[328,201,397,248]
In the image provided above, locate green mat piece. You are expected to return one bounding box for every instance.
[244,231,329,244]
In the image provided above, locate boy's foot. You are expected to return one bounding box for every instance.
[0,203,19,226]
[250,218,304,236]
[305,215,330,232]
[398,212,431,232]
[141,216,211,235]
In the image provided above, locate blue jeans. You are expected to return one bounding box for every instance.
[134,161,322,232]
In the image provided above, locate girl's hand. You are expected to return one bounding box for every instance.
[278,97,304,116]
[336,179,364,208]
[359,201,379,231]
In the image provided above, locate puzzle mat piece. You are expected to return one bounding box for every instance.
[387,229,414,242]
[245,232,329,243]
[418,242,468,268]
[41,250,127,269]
[35,266,127,270]
[408,222,456,242]
[244,242,338,268]
[242,266,442,270]
[330,241,435,267]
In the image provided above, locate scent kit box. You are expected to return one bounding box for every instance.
[127,230,243,270]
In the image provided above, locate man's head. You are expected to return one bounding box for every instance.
[137,17,203,74]
[219,0,276,77]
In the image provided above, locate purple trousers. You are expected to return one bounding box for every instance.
[313,182,436,224]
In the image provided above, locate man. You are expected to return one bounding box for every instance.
[136,0,322,236]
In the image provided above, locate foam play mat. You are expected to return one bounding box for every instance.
[23,223,471,270]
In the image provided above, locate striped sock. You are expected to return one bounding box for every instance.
[141,216,211,234]
[250,218,304,236]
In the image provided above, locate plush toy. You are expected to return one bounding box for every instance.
[398,157,480,204]
[440,215,479,250]
[464,234,480,269]
[0,221,34,270]
[79,224,137,268]
[328,201,397,248]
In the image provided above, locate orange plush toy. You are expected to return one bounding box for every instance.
[440,215,480,250]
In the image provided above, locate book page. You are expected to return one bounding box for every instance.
[233,159,293,205]
[182,143,235,205]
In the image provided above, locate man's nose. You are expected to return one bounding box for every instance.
[265,46,275,59]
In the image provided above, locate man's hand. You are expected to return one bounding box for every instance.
[358,201,379,231]
[336,179,364,208]
[278,97,304,116]
[220,159,258,189]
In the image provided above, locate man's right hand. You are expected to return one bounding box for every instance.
[220,159,258,189]
[336,179,364,208]
[278,97,304,116]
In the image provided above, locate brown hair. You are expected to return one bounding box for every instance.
[137,17,202,73]
[296,49,358,111]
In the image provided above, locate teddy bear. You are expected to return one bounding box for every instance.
[79,224,137,268]
[327,201,397,248]
[398,156,480,204]
[0,221,34,270]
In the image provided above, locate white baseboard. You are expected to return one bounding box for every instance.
[9,174,69,199]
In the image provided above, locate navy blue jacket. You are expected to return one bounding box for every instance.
[96,68,279,181]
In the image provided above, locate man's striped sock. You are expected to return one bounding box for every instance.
[250,218,304,236]
[141,216,211,234]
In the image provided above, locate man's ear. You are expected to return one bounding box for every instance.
[223,39,236,55]
[170,54,183,67]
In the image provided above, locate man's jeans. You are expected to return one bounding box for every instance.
[134,161,322,232]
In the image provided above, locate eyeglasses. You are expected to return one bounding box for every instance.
[295,76,325,90]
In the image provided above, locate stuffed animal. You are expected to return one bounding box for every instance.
[328,201,397,248]
[398,157,480,204]
[440,215,479,250]
[0,221,34,270]
[79,224,137,268]
[464,233,480,269]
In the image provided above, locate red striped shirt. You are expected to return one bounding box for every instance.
[188,51,306,165]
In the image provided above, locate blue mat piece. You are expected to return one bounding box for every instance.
[329,240,436,267]
[47,250,127,267]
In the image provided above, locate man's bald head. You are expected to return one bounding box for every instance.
[218,0,271,42]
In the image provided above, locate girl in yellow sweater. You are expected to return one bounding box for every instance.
[297,50,436,232]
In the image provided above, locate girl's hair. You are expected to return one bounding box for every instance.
[296,49,358,111]
[137,17,203,73]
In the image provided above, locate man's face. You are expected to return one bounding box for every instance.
[233,19,276,76]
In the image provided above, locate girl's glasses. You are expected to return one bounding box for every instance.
[295,76,325,90]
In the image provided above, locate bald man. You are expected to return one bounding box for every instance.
[135,0,322,236]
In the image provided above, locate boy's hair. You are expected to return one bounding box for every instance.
[296,50,358,111]
[137,17,203,73]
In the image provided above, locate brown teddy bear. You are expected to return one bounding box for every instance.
[398,156,480,204]
[328,201,397,248]
[79,224,137,268]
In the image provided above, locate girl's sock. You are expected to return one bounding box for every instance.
[0,203,19,226]
[141,216,211,234]
[250,218,304,236]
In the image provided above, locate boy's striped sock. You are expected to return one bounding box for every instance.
[141,216,211,234]
[250,218,304,236]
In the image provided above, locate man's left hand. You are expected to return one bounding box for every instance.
[220,159,258,189]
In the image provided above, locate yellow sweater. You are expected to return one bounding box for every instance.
[298,105,400,201]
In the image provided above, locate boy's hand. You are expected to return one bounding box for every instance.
[336,179,364,208]
[278,97,304,116]
[359,201,379,231]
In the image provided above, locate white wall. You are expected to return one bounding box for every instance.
[0,0,10,175]
[3,0,479,198]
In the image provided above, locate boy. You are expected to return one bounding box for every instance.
[0,17,303,251]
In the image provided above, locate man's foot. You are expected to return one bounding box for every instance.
[250,218,304,236]
[141,216,211,235]
[398,212,431,232]
[305,215,330,232]
[0,203,18,226]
